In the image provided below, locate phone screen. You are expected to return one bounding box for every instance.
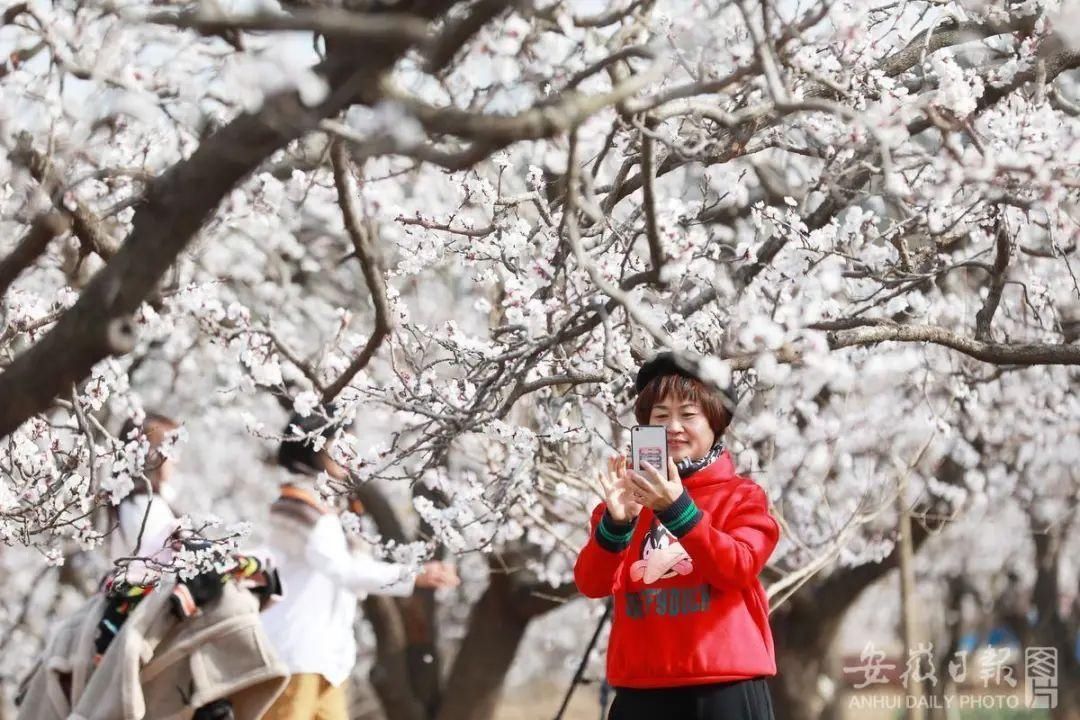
[639,446,663,470]
[631,426,668,474]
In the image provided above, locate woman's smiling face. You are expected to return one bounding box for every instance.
[648,395,716,462]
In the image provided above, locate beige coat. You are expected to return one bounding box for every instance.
[17,580,287,720]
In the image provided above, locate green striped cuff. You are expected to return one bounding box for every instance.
[656,490,703,538]
[595,510,636,553]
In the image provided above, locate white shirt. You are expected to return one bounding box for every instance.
[108,492,180,584]
[259,511,416,686]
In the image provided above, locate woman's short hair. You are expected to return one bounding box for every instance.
[634,374,732,436]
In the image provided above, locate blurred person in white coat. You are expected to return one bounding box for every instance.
[261,407,459,720]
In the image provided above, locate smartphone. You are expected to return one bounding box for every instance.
[631,425,668,475]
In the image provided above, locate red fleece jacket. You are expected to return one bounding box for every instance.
[573,450,779,688]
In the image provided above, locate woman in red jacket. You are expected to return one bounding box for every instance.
[574,352,780,719]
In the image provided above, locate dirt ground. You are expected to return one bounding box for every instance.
[495,681,605,720]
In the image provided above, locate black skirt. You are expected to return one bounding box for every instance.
[608,678,774,720]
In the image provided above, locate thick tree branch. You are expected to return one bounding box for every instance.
[0,213,70,297]
[570,0,647,28]
[383,65,659,144]
[424,0,510,73]
[0,2,454,440]
[322,119,502,170]
[906,43,1080,137]
[0,39,45,79]
[639,118,666,282]
[974,211,1012,342]
[326,69,659,172]
[11,140,119,260]
[322,141,392,402]
[1,1,30,24]
[145,7,431,45]
[880,16,1037,78]
[436,557,576,720]
[826,324,1080,365]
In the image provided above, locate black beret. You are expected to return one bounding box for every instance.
[635,351,739,411]
[635,351,697,393]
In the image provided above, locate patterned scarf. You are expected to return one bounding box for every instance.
[675,440,725,479]
[94,552,279,665]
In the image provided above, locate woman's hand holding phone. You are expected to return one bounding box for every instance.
[597,455,642,523]
[628,457,683,512]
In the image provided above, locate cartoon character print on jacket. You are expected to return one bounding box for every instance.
[629,518,693,584]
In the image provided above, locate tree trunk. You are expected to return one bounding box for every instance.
[770,635,833,720]
[1029,529,1080,720]
[1060,581,1080,720]
[769,456,966,720]
[435,573,530,720]
[402,592,443,716]
[365,594,427,720]
[353,481,436,720]
[770,458,960,720]
[927,575,967,720]
[770,551,923,720]
[897,480,925,720]
[435,566,578,720]
[408,485,453,716]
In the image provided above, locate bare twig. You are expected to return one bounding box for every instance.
[322,141,392,402]
[494,372,607,419]
[398,216,494,237]
[69,384,96,494]
[563,134,675,350]
[240,327,325,392]
[639,117,666,282]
